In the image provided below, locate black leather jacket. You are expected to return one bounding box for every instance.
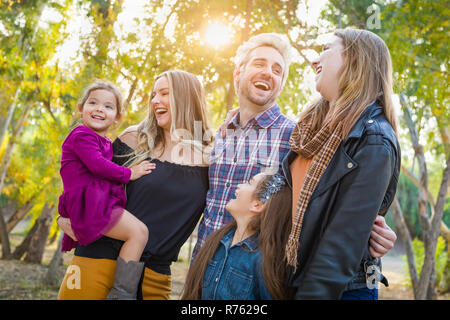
[282,102,401,299]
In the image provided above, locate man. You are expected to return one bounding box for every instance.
[194,34,296,255]
[193,33,396,293]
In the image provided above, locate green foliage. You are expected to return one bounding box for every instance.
[396,172,421,238]
[385,171,449,242]
[402,236,448,288]
[382,1,449,161]
[444,199,450,230]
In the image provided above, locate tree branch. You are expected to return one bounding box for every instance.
[392,196,419,290]
[400,164,436,208]
[400,93,432,234]
[417,155,450,299]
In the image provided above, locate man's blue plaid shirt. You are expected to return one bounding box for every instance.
[193,104,296,258]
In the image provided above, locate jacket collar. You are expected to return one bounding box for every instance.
[221,229,259,251]
[229,104,282,129]
[345,101,383,140]
[281,102,383,190]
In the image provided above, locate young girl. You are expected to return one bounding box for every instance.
[182,173,295,300]
[58,80,154,299]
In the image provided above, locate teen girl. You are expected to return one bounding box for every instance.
[284,28,401,299]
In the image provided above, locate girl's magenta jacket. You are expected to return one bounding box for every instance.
[58,125,131,252]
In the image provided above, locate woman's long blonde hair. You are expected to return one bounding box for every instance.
[299,28,398,138]
[125,70,213,167]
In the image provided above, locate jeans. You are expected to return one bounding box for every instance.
[341,288,378,300]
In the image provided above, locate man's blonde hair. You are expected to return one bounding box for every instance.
[234,33,294,90]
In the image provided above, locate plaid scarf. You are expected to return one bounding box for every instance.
[286,119,343,269]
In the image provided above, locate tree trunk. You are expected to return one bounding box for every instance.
[0,130,18,193]
[0,103,33,194]
[44,231,64,286]
[6,198,35,233]
[24,204,55,264]
[0,89,20,156]
[400,164,450,243]
[12,217,40,260]
[242,0,253,41]
[123,76,139,112]
[187,232,193,262]
[400,93,450,299]
[0,3,45,155]
[427,267,437,300]
[0,210,11,259]
[437,118,450,155]
[401,97,431,234]
[392,196,419,290]
[224,72,235,112]
[417,155,450,299]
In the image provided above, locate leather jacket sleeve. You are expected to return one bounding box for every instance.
[294,135,397,299]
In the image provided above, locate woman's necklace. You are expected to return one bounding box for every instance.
[232,228,249,246]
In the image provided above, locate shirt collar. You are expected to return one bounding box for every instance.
[221,229,259,251]
[228,104,282,130]
[241,233,259,251]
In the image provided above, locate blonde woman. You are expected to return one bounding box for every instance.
[283,29,401,299]
[57,70,212,300]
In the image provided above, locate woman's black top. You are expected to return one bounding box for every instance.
[75,138,209,275]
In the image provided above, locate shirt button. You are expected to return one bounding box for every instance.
[215,277,219,282]
[347,162,354,169]
[233,157,237,163]
[368,120,374,124]
[226,182,230,187]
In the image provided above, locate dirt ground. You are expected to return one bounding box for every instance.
[0,237,449,300]
[0,233,192,300]
[378,253,416,300]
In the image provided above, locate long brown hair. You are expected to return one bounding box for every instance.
[181,174,294,300]
[299,28,398,138]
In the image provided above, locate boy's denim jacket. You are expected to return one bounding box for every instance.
[201,229,272,300]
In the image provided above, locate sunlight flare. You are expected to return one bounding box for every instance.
[203,22,233,48]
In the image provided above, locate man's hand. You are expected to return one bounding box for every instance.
[369,215,397,258]
[57,216,77,241]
